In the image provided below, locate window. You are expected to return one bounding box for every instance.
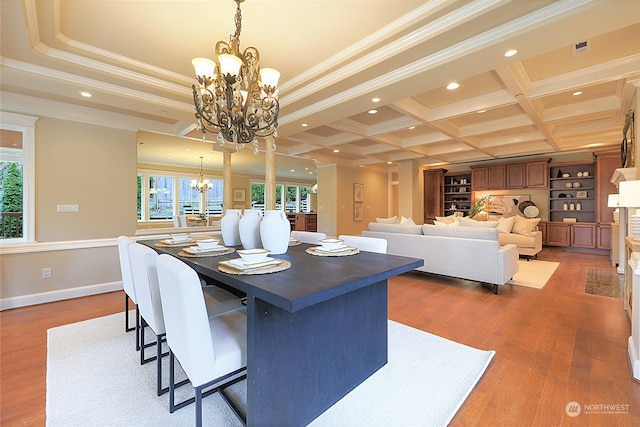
[148,175,174,220]
[250,182,311,213]
[0,113,36,243]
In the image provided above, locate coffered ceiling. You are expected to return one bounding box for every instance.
[1,0,639,180]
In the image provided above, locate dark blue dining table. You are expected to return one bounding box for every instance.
[142,239,423,426]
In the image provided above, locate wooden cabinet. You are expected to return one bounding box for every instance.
[443,172,471,217]
[423,169,446,223]
[506,160,548,189]
[473,159,548,191]
[595,150,621,224]
[294,213,317,231]
[597,223,611,250]
[545,222,597,248]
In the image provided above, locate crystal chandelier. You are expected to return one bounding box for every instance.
[190,156,212,193]
[191,0,280,154]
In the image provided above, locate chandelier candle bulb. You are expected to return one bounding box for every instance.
[192,58,216,78]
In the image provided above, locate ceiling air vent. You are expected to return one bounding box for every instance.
[573,40,590,55]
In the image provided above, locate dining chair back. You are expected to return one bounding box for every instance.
[290,231,327,244]
[117,236,139,349]
[338,234,388,254]
[156,254,248,426]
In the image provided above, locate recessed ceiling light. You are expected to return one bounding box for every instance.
[301,123,308,127]
[368,109,378,114]
[372,97,381,103]
[408,126,416,130]
[446,82,459,90]
[79,91,92,98]
[333,149,340,153]
[308,171,313,174]
[573,91,582,96]
[387,161,393,165]
[290,169,295,172]
[504,49,518,57]
[477,109,487,114]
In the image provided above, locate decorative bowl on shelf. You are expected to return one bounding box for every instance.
[582,171,590,176]
[572,182,581,188]
[562,173,570,178]
[196,239,220,249]
[237,248,270,264]
[565,182,573,188]
[319,238,344,250]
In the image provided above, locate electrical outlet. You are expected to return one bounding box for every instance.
[42,267,52,279]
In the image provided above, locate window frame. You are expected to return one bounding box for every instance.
[0,112,37,243]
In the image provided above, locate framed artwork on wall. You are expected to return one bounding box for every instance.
[489,194,530,217]
[233,189,245,202]
[354,202,363,221]
[354,183,363,202]
[576,190,588,198]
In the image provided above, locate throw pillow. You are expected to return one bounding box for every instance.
[400,216,416,225]
[376,216,398,224]
[496,216,516,234]
[434,220,458,227]
[434,214,458,224]
[458,217,499,228]
[512,215,541,235]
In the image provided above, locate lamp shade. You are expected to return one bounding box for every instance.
[218,54,242,77]
[192,58,216,78]
[608,194,619,208]
[619,180,640,207]
[259,68,280,88]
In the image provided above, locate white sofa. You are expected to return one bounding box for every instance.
[363,223,519,294]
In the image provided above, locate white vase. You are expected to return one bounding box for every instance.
[260,210,290,255]
[220,209,242,247]
[239,209,263,249]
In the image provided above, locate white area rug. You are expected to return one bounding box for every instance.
[508,259,560,289]
[47,313,495,427]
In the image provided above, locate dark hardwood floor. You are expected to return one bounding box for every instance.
[1,247,639,426]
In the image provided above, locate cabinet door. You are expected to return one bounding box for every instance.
[597,224,611,250]
[525,161,548,188]
[423,169,445,223]
[471,168,488,191]
[506,164,525,189]
[596,152,621,224]
[571,223,596,248]
[488,165,506,189]
[546,223,571,246]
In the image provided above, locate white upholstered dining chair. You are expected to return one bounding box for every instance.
[117,236,140,351]
[290,230,327,244]
[155,254,248,426]
[128,243,244,396]
[338,234,388,254]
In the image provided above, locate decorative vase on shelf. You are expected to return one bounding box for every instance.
[221,209,243,246]
[260,210,290,254]
[239,209,263,249]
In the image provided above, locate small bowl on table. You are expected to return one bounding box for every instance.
[196,238,220,249]
[319,238,344,250]
[170,233,190,243]
[237,248,270,264]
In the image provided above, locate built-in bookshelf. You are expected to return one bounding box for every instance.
[443,172,472,216]
[548,161,596,223]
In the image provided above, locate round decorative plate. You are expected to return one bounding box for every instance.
[518,200,535,214]
[523,205,540,218]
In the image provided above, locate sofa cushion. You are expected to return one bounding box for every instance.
[368,222,423,235]
[499,232,536,249]
[496,216,516,234]
[376,215,398,224]
[458,217,499,228]
[422,224,498,241]
[512,216,541,235]
[434,220,459,227]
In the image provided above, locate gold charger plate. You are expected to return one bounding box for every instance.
[289,239,302,246]
[178,247,235,258]
[218,259,291,275]
[305,247,359,257]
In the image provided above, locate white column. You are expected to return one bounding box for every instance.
[223,151,232,214]
[265,136,276,210]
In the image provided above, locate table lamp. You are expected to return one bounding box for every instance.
[619,180,640,240]
[608,194,619,223]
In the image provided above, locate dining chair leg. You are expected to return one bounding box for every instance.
[139,318,157,365]
[169,350,176,413]
[195,385,203,427]
[124,295,135,333]
[135,307,140,351]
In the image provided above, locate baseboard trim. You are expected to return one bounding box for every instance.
[0,281,122,311]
